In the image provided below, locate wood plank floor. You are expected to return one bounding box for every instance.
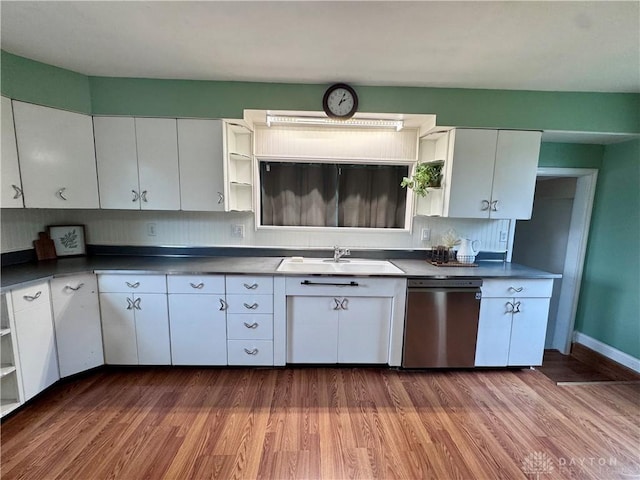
[1,366,639,479]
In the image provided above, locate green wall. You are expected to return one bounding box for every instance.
[2,51,639,359]
[0,51,92,113]
[574,139,640,358]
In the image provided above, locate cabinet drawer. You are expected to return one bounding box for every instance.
[227,314,273,340]
[167,275,225,294]
[227,340,273,366]
[226,275,273,294]
[481,279,553,298]
[50,273,98,298]
[11,281,51,312]
[98,274,167,293]
[226,294,273,314]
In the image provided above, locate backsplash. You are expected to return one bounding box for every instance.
[0,209,511,254]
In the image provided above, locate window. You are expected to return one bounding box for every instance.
[259,161,408,229]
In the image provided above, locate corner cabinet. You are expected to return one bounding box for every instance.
[12,101,99,209]
[1,97,24,208]
[475,278,553,367]
[284,276,406,366]
[0,293,24,417]
[51,274,104,377]
[418,129,541,219]
[94,116,180,210]
[224,121,254,212]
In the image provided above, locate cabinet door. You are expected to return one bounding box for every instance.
[168,294,227,365]
[1,97,24,208]
[177,119,225,211]
[13,304,59,401]
[13,101,99,208]
[490,130,541,219]
[338,297,391,364]
[287,296,338,363]
[94,116,141,209]
[135,118,180,210]
[445,129,497,218]
[99,293,138,365]
[475,298,512,367]
[133,293,171,365]
[51,274,104,377]
[508,297,550,366]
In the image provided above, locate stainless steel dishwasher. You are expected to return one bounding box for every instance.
[402,278,482,368]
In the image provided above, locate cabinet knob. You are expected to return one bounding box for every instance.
[11,184,23,199]
[57,187,68,201]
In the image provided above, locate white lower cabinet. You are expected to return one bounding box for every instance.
[168,294,227,365]
[99,276,171,366]
[51,274,104,377]
[475,278,553,367]
[285,277,404,365]
[11,282,59,401]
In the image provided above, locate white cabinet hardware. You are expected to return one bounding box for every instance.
[63,283,84,292]
[22,291,42,301]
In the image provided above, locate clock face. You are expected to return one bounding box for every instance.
[323,84,358,119]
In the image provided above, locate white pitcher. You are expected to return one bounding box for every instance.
[456,238,480,264]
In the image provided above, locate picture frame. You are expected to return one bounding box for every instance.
[47,225,86,257]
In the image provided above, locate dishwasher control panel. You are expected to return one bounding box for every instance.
[407,278,482,289]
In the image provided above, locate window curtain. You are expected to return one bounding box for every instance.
[261,163,338,226]
[338,165,407,228]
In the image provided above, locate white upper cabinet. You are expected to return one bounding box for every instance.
[94,117,180,210]
[12,101,99,208]
[432,128,541,219]
[94,116,140,209]
[177,119,225,211]
[135,118,181,210]
[1,97,24,208]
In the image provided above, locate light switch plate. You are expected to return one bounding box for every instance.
[231,224,245,238]
[421,228,431,241]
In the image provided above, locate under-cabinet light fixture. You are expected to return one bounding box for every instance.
[265,114,404,131]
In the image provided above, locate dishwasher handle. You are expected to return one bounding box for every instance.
[300,280,359,287]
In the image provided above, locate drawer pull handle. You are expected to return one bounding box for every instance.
[141,190,148,203]
[23,291,42,301]
[243,283,258,290]
[219,299,228,311]
[333,298,342,310]
[126,297,134,310]
[509,286,524,293]
[217,192,224,204]
[301,280,359,287]
[340,298,349,310]
[57,187,68,201]
[505,301,514,314]
[244,302,259,310]
[512,301,521,314]
[190,282,204,289]
[491,200,499,211]
[64,283,85,292]
[243,322,259,329]
[132,190,140,202]
[126,282,140,289]
[244,348,259,355]
[481,199,490,211]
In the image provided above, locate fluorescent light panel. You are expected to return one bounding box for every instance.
[266,114,403,131]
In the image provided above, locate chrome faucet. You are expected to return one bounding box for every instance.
[333,246,351,262]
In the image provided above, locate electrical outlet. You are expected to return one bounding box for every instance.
[231,224,245,238]
[421,228,431,242]
[500,231,508,242]
[146,223,157,237]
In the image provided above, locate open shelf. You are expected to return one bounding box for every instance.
[0,365,16,377]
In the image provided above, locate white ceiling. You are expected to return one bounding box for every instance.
[1,1,639,93]
[2,1,639,145]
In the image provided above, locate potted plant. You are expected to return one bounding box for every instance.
[401,161,443,197]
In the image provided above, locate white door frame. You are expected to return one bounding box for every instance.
[536,167,598,354]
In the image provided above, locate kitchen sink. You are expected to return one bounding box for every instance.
[276,257,404,275]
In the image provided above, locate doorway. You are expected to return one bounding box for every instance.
[511,168,598,354]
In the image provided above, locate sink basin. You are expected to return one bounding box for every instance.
[276,257,404,275]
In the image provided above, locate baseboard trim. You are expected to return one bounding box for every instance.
[573,332,640,373]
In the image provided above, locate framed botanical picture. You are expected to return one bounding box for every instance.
[48,225,86,257]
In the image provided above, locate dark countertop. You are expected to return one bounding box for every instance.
[0,255,560,291]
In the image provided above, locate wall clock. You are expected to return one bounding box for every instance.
[322,83,358,119]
